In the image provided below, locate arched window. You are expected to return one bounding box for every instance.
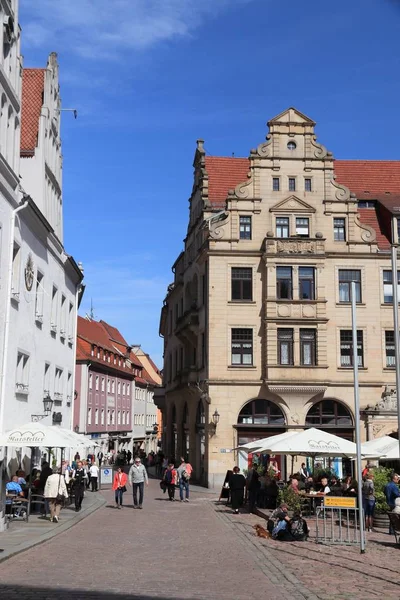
[237,399,285,425]
[305,400,353,428]
[196,401,205,427]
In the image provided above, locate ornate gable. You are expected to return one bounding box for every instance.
[269,195,316,214]
[267,107,316,126]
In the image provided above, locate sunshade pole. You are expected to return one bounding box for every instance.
[390,244,400,467]
[351,280,366,553]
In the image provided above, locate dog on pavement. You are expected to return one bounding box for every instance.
[253,524,271,539]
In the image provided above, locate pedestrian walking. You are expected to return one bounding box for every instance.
[229,466,246,514]
[44,469,69,523]
[362,471,375,532]
[89,463,99,492]
[177,456,192,502]
[97,451,103,467]
[385,472,400,534]
[247,464,260,513]
[72,461,87,512]
[163,462,178,501]
[113,467,128,509]
[128,457,148,509]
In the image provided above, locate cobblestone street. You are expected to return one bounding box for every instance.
[0,481,399,600]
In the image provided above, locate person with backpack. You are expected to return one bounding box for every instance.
[288,510,309,541]
[163,463,178,501]
[177,456,192,503]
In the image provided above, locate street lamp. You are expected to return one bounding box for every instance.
[43,393,53,413]
[31,394,54,422]
[212,409,220,426]
[209,409,220,436]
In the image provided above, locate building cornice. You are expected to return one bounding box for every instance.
[268,385,327,394]
[0,63,20,113]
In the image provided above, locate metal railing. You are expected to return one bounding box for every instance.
[316,505,366,546]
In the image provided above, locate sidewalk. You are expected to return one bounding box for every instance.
[0,489,106,563]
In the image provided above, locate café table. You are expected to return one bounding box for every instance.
[300,493,325,515]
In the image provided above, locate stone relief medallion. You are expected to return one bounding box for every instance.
[277,305,290,317]
[302,305,315,318]
[24,254,34,291]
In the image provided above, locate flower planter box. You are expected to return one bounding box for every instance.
[373,513,389,529]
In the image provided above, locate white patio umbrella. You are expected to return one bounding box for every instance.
[58,428,99,448]
[0,421,77,448]
[256,427,361,457]
[361,436,399,459]
[235,431,298,452]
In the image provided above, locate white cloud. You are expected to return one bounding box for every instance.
[20,0,253,59]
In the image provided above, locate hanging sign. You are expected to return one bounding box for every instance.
[324,497,356,508]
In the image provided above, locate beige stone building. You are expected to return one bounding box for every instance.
[159,108,400,488]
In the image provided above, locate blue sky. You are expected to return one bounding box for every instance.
[19,0,400,366]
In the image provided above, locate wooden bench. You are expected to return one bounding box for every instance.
[388,512,400,545]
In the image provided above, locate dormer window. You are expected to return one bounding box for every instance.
[358,200,376,208]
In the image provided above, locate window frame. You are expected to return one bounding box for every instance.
[277,328,294,365]
[276,266,293,300]
[383,270,400,304]
[298,266,315,300]
[231,267,253,302]
[334,218,346,242]
[239,215,252,240]
[276,217,289,238]
[300,329,317,366]
[272,177,280,192]
[304,178,312,192]
[385,330,395,368]
[340,330,364,367]
[231,328,253,366]
[338,269,362,303]
[288,177,296,192]
[295,217,310,238]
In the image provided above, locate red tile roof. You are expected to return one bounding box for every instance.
[335,161,400,195]
[21,69,45,156]
[100,320,128,345]
[357,208,390,250]
[202,155,400,249]
[204,156,249,208]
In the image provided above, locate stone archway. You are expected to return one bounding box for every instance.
[235,398,287,476]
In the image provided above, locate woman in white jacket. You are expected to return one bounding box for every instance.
[44,469,69,523]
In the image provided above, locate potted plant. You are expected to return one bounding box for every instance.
[372,466,391,529]
[278,484,302,514]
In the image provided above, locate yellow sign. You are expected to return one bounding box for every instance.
[324,497,356,508]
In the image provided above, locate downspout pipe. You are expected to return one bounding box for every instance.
[0,196,30,438]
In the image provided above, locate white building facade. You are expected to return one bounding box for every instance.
[0,42,83,438]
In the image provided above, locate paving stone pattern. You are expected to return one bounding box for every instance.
[0,481,399,600]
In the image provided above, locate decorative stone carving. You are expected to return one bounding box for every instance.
[376,386,397,412]
[310,135,328,159]
[302,304,316,318]
[266,231,274,238]
[277,240,316,254]
[354,215,376,243]
[234,174,253,199]
[372,423,385,437]
[24,253,34,291]
[291,413,300,425]
[277,305,290,317]
[256,133,273,157]
[315,232,323,239]
[330,176,351,201]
